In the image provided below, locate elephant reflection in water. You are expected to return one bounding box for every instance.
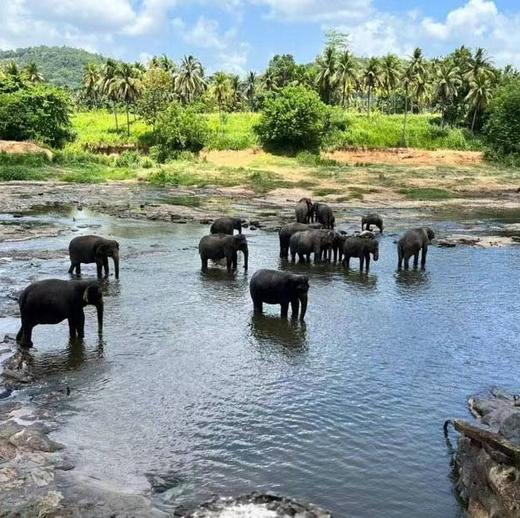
[250,314,308,351]
[395,269,430,293]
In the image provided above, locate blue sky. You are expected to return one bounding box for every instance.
[1,0,520,74]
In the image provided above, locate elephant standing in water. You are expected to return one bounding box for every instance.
[250,269,309,320]
[330,231,348,263]
[69,235,120,279]
[16,279,104,348]
[342,236,379,272]
[278,222,322,258]
[295,198,314,224]
[199,234,249,272]
[289,229,335,263]
[397,227,435,270]
[210,217,242,235]
[313,203,335,229]
[361,214,384,233]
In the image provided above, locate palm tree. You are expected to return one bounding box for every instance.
[82,64,100,107]
[174,55,206,104]
[315,46,337,104]
[112,63,142,136]
[409,48,428,112]
[381,54,401,113]
[435,63,461,126]
[159,54,175,73]
[99,59,120,130]
[5,61,19,78]
[24,62,44,83]
[401,63,415,146]
[465,68,492,132]
[465,47,494,81]
[211,72,231,126]
[363,57,381,117]
[244,72,256,110]
[335,50,357,108]
[261,70,277,92]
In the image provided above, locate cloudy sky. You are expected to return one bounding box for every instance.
[1,0,519,74]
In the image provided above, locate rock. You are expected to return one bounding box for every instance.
[0,439,17,462]
[512,236,520,243]
[9,429,65,452]
[249,225,257,231]
[2,368,33,384]
[0,420,24,440]
[437,239,457,248]
[199,218,212,225]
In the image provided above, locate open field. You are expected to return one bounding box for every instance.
[69,110,482,153]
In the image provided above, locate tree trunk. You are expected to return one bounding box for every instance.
[402,91,409,147]
[114,103,119,131]
[471,106,478,132]
[126,105,130,137]
[367,85,371,118]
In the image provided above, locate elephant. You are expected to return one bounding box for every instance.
[397,227,435,270]
[289,229,335,263]
[16,279,104,348]
[69,235,120,279]
[250,269,309,320]
[210,217,242,235]
[295,198,314,224]
[313,203,335,229]
[330,231,348,263]
[361,213,384,233]
[342,236,379,272]
[199,233,249,272]
[278,222,322,258]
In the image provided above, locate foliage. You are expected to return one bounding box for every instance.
[0,83,74,147]
[255,86,330,151]
[153,102,210,160]
[484,79,520,160]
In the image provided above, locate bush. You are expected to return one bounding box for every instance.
[153,103,210,161]
[0,84,74,147]
[484,80,520,159]
[254,86,330,151]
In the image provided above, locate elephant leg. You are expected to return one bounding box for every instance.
[290,298,299,319]
[68,318,77,339]
[226,256,232,272]
[201,257,208,272]
[103,257,109,277]
[75,263,81,275]
[365,254,370,272]
[16,326,23,342]
[96,260,103,278]
[68,262,75,275]
[413,251,419,269]
[359,256,364,271]
[346,256,350,269]
[253,298,263,314]
[233,251,238,270]
[404,254,410,270]
[290,252,295,263]
[74,311,85,338]
[280,301,289,319]
[421,245,428,269]
[19,321,34,348]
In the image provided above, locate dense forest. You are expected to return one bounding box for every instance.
[0,46,107,89]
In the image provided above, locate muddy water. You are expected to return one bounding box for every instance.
[1,208,520,516]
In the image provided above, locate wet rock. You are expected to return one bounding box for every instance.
[0,420,24,440]
[9,429,65,452]
[0,439,17,462]
[199,218,212,225]
[437,239,457,248]
[249,225,257,231]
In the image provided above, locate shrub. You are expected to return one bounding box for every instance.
[0,84,74,147]
[153,103,210,161]
[484,80,520,160]
[254,86,330,151]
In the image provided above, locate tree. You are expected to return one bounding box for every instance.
[381,54,401,113]
[261,70,277,92]
[315,46,337,104]
[136,66,174,128]
[244,72,257,110]
[409,48,428,112]
[401,63,415,145]
[466,68,493,132]
[99,59,120,130]
[363,57,381,117]
[266,54,298,89]
[335,50,357,108]
[112,63,142,136]
[434,63,461,126]
[82,63,100,107]
[174,55,206,104]
[24,63,44,83]
[211,72,231,124]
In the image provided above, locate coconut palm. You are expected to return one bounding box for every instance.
[315,46,337,104]
[244,72,257,110]
[261,70,277,92]
[409,48,428,112]
[381,54,401,113]
[229,75,243,110]
[465,47,494,81]
[112,63,142,136]
[98,59,121,130]
[5,61,19,78]
[434,63,461,126]
[82,64,101,107]
[335,50,357,108]
[174,55,206,104]
[24,62,44,83]
[159,54,175,73]
[400,63,416,146]
[211,72,231,125]
[465,68,493,132]
[363,57,381,117]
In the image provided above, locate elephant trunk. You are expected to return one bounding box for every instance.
[113,251,120,279]
[242,247,248,270]
[96,301,104,334]
[299,293,308,320]
[373,249,379,261]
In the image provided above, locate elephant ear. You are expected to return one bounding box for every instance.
[83,284,102,304]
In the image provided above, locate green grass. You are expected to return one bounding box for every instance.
[313,187,342,197]
[398,187,454,200]
[205,112,259,150]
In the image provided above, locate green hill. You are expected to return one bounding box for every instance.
[0,46,108,89]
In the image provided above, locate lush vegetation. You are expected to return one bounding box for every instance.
[0,46,107,89]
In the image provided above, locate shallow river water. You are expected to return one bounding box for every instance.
[1,208,520,516]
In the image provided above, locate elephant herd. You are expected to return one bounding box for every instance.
[14,205,435,348]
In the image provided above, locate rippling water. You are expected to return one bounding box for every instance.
[1,208,519,516]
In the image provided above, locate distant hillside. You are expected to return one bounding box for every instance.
[0,46,108,89]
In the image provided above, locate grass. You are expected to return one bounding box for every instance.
[398,187,454,200]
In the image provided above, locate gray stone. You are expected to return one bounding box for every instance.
[9,429,65,452]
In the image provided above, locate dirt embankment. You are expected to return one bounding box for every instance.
[0,140,53,159]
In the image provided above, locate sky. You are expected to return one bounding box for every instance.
[1,0,520,75]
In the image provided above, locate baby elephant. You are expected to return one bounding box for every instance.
[343,236,379,272]
[397,227,435,270]
[69,235,120,279]
[250,269,309,320]
[16,279,104,348]
[210,217,242,235]
[361,213,384,233]
[199,234,248,272]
